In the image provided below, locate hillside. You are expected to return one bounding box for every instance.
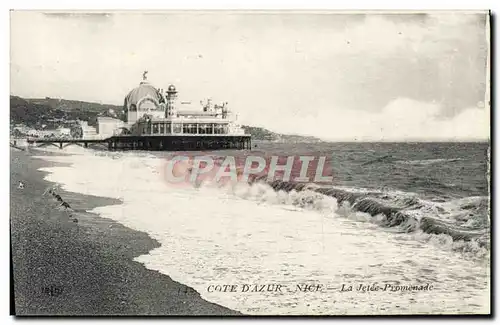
[241,125,321,143]
[26,97,123,114]
[10,96,124,129]
[10,95,321,142]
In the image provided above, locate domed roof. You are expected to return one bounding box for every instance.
[123,81,161,111]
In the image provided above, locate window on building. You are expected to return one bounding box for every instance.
[214,124,227,134]
[182,124,197,134]
[165,123,171,134]
[153,123,159,134]
[160,123,165,134]
[173,123,182,134]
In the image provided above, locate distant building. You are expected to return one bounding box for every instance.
[26,130,54,138]
[13,125,31,135]
[96,117,125,138]
[79,121,98,139]
[57,127,71,136]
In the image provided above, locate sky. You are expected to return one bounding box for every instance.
[10,11,490,141]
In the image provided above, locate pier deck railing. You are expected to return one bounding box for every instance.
[25,134,252,151]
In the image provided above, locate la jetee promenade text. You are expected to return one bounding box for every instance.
[203,283,435,294]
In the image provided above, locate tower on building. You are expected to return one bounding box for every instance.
[166,84,178,118]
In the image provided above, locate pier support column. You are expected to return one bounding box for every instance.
[59,142,63,149]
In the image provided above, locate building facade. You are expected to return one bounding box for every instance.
[96,117,126,138]
[83,73,252,151]
[97,74,246,138]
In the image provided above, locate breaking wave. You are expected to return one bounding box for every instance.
[33,145,490,260]
[28,144,490,314]
[233,176,490,259]
[395,158,464,166]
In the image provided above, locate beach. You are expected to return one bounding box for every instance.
[10,148,241,316]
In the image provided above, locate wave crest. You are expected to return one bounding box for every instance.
[245,178,490,256]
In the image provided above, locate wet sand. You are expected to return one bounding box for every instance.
[10,149,241,316]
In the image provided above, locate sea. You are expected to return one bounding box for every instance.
[30,141,490,315]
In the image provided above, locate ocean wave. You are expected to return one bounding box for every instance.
[361,154,396,166]
[208,177,489,259]
[31,149,490,314]
[395,158,464,166]
[36,148,489,258]
[245,178,490,255]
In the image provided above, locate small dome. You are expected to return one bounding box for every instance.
[168,84,176,92]
[123,81,161,112]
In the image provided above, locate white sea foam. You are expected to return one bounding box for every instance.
[396,158,464,166]
[33,149,490,315]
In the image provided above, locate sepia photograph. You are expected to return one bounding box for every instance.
[9,9,491,316]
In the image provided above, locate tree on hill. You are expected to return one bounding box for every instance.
[70,125,83,139]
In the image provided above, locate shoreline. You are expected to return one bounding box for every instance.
[10,148,241,316]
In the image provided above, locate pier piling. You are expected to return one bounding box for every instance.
[27,135,251,152]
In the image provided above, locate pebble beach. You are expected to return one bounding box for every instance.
[10,148,240,316]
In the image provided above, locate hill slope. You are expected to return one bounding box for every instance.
[241,125,320,142]
[25,97,122,114]
[10,96,123,129]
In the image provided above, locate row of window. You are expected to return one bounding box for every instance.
[128,104,164,112]
[142,123,229,135]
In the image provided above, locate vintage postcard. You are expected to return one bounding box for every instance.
[9,10,491,316]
